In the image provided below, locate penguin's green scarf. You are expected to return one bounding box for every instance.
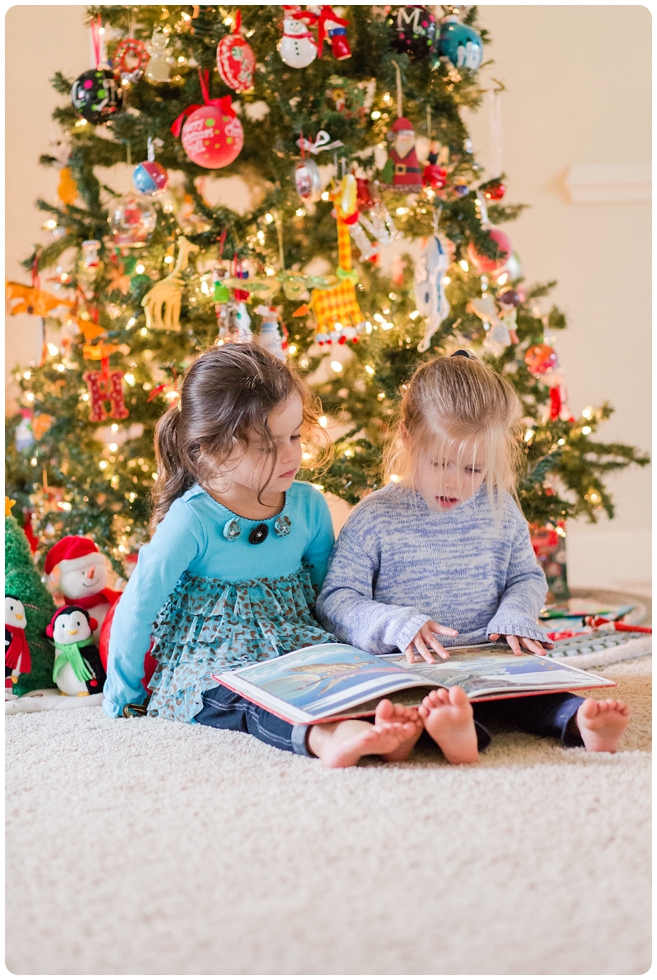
[53,636,95,683]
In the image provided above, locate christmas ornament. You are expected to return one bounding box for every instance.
[324,75,376,119]
[216,10,256,92]
[467,227,512,274]
[438,15,483,71]
[293,174,366,345]
[6,281,73,318]
[83,364,130,423]
[44,535,122,641]
[82,239,101,269]
[387,6,438,60]
[113,36,150,84]
[415,233,451,352]
[141,237,200,332]
[525,343,558,376]
[32,413,54,441]
[172,71,244,170]
[213,267,230,303]
[47,606,106,696]
[346,178,399,261]
[216,300,253,344]
[146,28,172,82]
[469,292,516,353]
[108,194,157,247]
[255,305,287,361]
[480,177,506,201]
[5,506,56,695]
[423,141,448,189]
[106,260,132,295]
[5,596,31,688]
[71,68,123,124]
[380,117,423,192]
[296,130,344,155]
[317,6,351,60]
[57,167,78,205]
[278,6,318,68]
[133,137,168,195]
[294,158,323,202]
[14,411,34,451]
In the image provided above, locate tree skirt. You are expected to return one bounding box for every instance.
[5,688,104,714]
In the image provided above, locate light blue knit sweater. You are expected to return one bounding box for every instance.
[316,482,549,655]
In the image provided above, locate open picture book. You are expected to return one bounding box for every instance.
[213,642,616,725]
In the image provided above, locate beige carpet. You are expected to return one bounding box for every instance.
[6,656,651,975]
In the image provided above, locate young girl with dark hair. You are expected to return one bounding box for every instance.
[103,343,422,767]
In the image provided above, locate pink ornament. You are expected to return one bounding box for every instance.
[217,11,256,92]
[525,343,558,377]
[181,103,244,169]
[467,227,512,274]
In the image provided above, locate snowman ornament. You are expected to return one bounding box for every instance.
[44,536,122,642]
[5,595,31,688]
[46,606,107,697]
[278,6,318,68]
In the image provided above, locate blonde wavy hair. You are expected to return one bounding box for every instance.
[384,353,524,512]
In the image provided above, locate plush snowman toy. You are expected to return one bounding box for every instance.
[278,6,318,68]
[44,536,122,642]
[5,595,31,688]
[46,606,107,697]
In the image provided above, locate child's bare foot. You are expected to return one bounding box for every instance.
[375,699,424,762]
[419,687,479,764]
[576,698,630,753]
[308,715,422,769]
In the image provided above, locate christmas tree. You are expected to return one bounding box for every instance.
[5,499,57,695]
[5,4,649,590]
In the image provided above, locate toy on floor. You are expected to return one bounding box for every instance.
[44,536,122,641]
[5,498,56,695]
[47,606,107,696]
[5,595,31,688]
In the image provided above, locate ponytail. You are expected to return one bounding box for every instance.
[150,405,195,534]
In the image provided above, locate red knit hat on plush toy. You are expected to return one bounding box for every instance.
[44,536,99,576]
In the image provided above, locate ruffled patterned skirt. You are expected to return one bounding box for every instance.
[147,566,335,724]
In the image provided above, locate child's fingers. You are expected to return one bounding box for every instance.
[520,637,547,656]
[422,628,449,660]
[404,644,416,664]
[506,635,522,656]
[413,634,436,663]
[427,620,459,637]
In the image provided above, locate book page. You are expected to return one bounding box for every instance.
[380,644,615,698]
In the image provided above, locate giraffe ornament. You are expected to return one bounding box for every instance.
[293,174,366,346]
[141,237,200,332]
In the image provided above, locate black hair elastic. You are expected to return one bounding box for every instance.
[451,349,474,359]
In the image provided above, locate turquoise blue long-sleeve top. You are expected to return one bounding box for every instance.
[103,481,334,718]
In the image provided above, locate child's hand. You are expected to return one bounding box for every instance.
[489,633,552,656]
[405,620,459,663]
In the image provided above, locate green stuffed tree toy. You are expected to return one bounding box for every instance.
[5,498,56,695]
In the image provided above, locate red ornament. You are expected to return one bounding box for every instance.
[172,71,243,170]
[524,343,558,376]
[422,163,447,190]
[467,227,512,274]
[83,367,130,422]
[113,37,150,84]
[217,11,256,92]
[317,5,351,60]
[480,178,506,201]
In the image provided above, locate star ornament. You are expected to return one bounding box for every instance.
[5,497,16,517]
[107,264,132,295]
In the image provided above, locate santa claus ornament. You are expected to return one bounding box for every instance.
[380,116,423,192]
[46,606,107,697]
[216,10,256,92]
[5,595,31,688]
[44,536,122,642]
[172,69,244,169]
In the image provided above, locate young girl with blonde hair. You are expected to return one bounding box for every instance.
[103,343,422,767]
[316,351,630,763]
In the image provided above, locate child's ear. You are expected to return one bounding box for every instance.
[399,423,409,447]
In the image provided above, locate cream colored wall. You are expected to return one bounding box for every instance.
[5,5,651,592]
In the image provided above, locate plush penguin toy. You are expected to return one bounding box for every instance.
[46,606,106,697]
[5,595,32,688]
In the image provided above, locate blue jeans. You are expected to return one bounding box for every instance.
[195,686,585,756]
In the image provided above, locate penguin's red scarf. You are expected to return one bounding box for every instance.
[5,626,31,673]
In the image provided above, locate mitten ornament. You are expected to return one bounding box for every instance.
[44,536,122,641]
